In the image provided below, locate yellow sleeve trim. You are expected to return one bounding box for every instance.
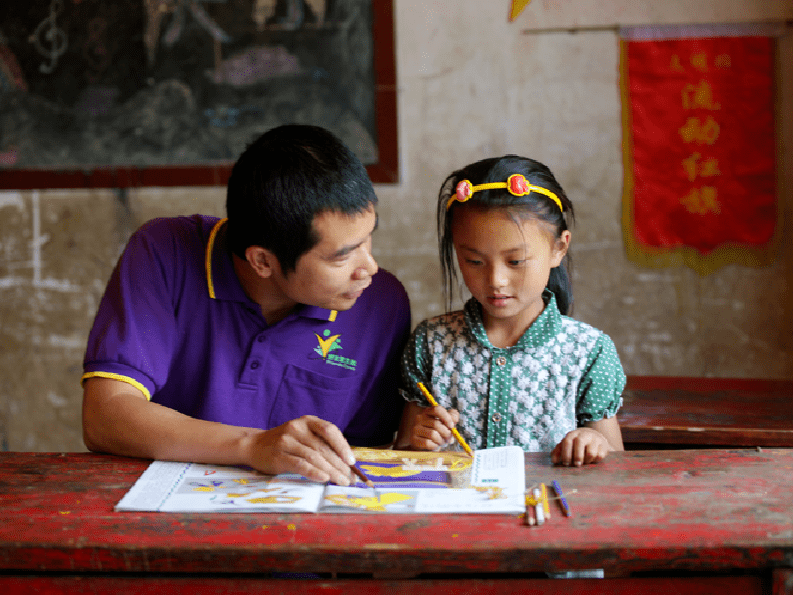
[81,372,152,401]
[206,218,228,300]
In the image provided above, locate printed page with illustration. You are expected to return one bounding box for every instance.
[115,446,526,514]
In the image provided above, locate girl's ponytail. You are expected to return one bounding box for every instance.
[548,258,573,316]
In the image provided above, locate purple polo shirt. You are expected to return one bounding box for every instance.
[83,215,411,446]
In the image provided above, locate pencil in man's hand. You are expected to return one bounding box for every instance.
[351,463,380,501]
[416,381,474,457]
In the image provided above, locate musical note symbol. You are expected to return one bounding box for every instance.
[28,0,69,74]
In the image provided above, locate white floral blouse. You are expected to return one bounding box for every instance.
[400,291,625,452]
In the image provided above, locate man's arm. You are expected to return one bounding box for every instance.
[82,377,357,485]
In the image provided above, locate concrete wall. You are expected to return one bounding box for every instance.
[1,0,791,452]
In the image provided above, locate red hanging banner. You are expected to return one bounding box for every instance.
[622,36,777,274]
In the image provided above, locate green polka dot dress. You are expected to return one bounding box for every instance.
[400,290,625,452]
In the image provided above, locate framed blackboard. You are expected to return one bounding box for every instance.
[0,0,397,187]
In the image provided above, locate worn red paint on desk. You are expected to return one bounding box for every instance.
[0,450,791,577]
[620,376,793,446]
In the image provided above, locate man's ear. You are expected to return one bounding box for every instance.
[245,246,278,278]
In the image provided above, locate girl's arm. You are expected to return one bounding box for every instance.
[395,401,460,450]
[586,416,624,451]
[396,320,462,451]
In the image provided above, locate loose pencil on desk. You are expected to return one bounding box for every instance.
[540,483,551,519]
[552,480,571,517]
[416,381,474,457]
[524,493,536,526]
[532,488,545,525]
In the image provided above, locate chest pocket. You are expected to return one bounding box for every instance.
[268,364,356,430]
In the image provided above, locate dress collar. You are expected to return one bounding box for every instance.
[464,289,561,350]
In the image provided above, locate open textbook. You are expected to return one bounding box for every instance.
[115,445,526,514]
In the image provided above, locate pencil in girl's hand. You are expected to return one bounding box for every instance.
[416,381,474,457]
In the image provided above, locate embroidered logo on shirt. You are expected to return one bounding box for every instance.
[314,329,357,371]
[315,333,341,358]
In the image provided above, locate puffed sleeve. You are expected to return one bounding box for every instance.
[575,333,626,425]
[399,319,434,406]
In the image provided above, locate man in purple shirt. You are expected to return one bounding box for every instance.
[82,124,410,487]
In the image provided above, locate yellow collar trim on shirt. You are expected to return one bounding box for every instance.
[205,220,338,323]
[206,218,227,300]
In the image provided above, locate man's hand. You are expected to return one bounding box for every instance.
[245,415,357,485]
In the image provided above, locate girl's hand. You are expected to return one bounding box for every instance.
[551,427,613,466]
[395,402,460,451]
[551,417,624,466]
[412,405,460,451]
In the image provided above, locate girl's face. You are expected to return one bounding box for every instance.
[452,207,570,337]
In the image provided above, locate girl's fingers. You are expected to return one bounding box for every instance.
[419,409,454,438]
[414,422,446,446]
[431,405,453,426]
[409,405,463,451]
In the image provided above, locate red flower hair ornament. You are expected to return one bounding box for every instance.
[446,174,563,213]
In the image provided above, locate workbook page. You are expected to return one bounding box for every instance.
[115,446,526,514]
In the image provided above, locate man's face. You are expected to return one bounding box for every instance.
[272,205,379,311]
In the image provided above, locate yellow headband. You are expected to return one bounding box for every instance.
[446,174,564,213]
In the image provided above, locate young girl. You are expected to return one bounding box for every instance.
[396,155,625,466]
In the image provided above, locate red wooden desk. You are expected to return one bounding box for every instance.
[620,376,793,447]
[0,449,792,594]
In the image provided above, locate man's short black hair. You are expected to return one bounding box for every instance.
[226,124,377,273]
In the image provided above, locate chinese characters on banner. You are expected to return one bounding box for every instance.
[621,36,777,274]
